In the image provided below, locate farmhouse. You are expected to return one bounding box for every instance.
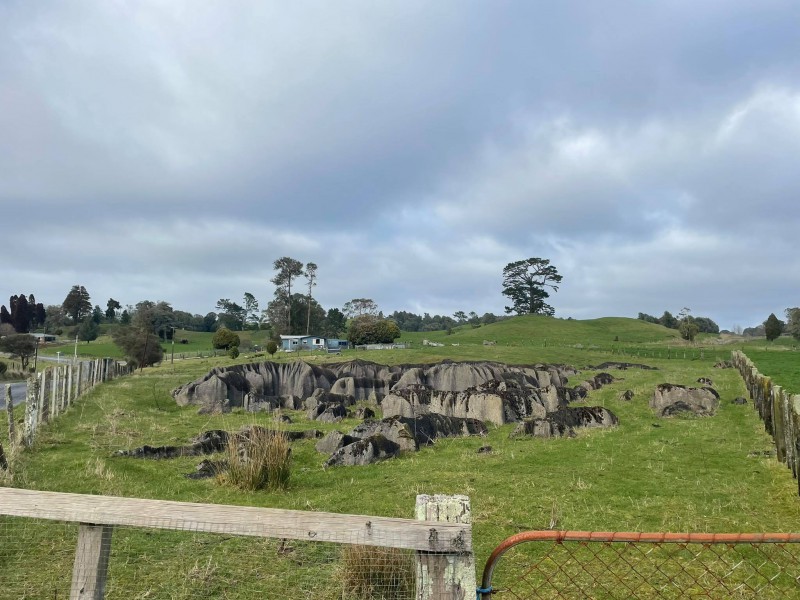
[279,334,349,352]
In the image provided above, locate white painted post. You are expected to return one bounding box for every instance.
[415,494,476,600]
[71,523,113,600]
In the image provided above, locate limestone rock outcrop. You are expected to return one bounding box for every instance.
[172,359,580,423]
[510,406,619,438]
[322,414,488,466]
[650,384,720,417]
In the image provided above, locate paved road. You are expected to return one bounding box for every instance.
[0,382,26,409]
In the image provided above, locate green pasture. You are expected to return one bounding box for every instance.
[3,316,800,597]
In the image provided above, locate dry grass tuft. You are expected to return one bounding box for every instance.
[218,426,291,491]
[339,545,414,600]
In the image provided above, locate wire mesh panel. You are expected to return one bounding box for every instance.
[0,518,423,599]
[481,532,800,599]
[0,515,77,598]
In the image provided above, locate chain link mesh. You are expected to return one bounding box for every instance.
[484,535,800,599]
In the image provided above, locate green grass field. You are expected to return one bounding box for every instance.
[3,315,800,597]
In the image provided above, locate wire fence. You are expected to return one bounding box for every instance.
[0,489,473,599]
[479,531,800,599]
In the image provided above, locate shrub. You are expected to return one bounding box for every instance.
[212,327,240,350]
[266,341,278,357]
[228,346,240,359]
[339,545,414,600]
[218,427,290,491]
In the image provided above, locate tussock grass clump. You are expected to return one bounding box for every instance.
[218,426,291,491]
[339,545,415,600]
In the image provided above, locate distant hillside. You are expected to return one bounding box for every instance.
[399,314,682,346]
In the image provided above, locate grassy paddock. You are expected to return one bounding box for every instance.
[3,316,800,596]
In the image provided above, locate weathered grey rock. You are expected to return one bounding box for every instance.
[650,384,720,417]
[307,402,347,422]
[593,373,615,387]
[589,362,658,371]
[713,361,733,369]
[350,414,488,452]
[315,431,360,454]
[186,459,225,479]
[732,396,748,405]
[173,359,578,419]
[477,445,493,454]
[304,388,355,412]
[511,406,619,438]
[118,427,320,460]
[324,435,401,467]
[353,406,376,419]
[382,379,554,425]
[350,417,418,452]
[697,377,714,386]
[621,390,635,401]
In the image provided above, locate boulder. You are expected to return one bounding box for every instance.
[697,377,713,386]
[713,361,733,369]
[589,362,657,371]
[186,459,225,480]
[118,427,320,460]
[620,390,635,401]
[307,402,347,422]
[345,414,488,453]
[324,435,401,467]
[353,406,376,419]
[315,431,360,454]
[382,380,552,425]
[732,396,748,405]
[511,406,619,438]
[650,384,720,417]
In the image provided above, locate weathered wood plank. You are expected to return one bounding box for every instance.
[415,494,476,600]
[71,523,113,600]
[0,488,471,552]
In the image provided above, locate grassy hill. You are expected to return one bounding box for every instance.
[6,314,800,596]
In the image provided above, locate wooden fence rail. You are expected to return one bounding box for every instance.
[0,488,474,599]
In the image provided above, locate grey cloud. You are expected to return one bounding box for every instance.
[2,1,800,328]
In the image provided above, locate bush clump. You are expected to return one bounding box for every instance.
[212,327,240,350]
[218,427,290,491]
[266,341,278,357]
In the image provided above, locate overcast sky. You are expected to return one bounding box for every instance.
[2,1,799,330]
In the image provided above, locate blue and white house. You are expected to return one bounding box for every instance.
[279,335,349,352]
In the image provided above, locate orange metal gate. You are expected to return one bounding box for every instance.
[478,531,800,599]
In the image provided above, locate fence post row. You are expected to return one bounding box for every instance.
[732,351,800,495]
[20,358,131,447]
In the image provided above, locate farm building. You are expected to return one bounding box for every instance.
[279,335,349,352]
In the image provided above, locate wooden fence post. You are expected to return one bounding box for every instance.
[415,494,475,600]
[71,523,113,600]
[23,375,40,447]
[5,385,14,445]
